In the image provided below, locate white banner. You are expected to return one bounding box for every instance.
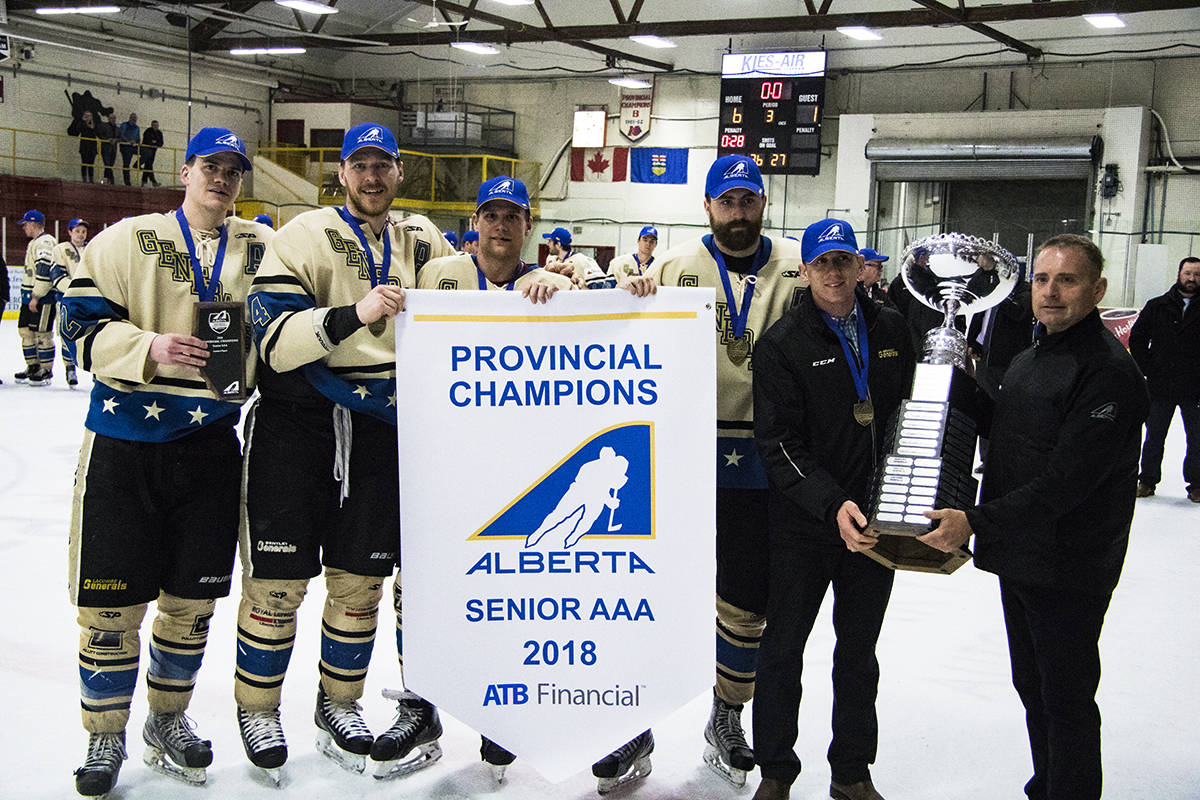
[396,287,715,782]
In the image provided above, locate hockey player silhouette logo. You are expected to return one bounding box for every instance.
[208,309,230,335]
[215,132,245,152]
[723,160,751,180]
[358,126,385,145]
[817,223,844,243]
[488,179,514,197]
[470,422,654,547]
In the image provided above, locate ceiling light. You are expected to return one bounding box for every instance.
[629,35,676,49]
[451,42,500,55]
[35,5,121,14]
[275,0,338,13]
[609,77,652,89]
[1083,14,1126,28]
[836,26,883,40]
[230,47,307,55]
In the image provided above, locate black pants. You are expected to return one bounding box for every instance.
[753,537,894,786]
[79,142,97,182]
[101,145,116,183]
[120,143,138,185]
[999,577,1111,800]
[1138,395,1200,492]
[141,148,158,185]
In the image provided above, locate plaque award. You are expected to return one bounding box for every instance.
[194,301,248,402]
[864,233,1018,574]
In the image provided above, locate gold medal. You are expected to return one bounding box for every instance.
[367,319,387,337]
[853,399,874,427]
[726,337,750,364]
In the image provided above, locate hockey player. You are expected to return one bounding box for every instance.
[236,122,455,783]
[647,155,805,788]
[461,229,479,255]
[609,225,659,281]
[542,226,601,289]
[253,213,275,228]
[38,217,89,387]
[60,127,269,798]
[15,209,58,386]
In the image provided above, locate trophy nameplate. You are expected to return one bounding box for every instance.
[864,233,1018,574]
[194,301,248,403]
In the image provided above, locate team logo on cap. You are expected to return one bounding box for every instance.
[489,179,514,196]
[817,223,845,243]
[723,160,751,180]
[215,132,245,151]
[359,126,385,144]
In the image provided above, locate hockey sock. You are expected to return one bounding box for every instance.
[715,595,765,706]
[234,575,307,711]
[78,603,149,733]
[318,569,382,703]
[146,592,215,713]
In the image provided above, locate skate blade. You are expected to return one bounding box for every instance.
[373,741,443,780]
[702,743,748,788]
[255,766,283,787]
[315,731,366,774]
[142,746,207,786]
[596,755,652,795]
[488,762,509,783]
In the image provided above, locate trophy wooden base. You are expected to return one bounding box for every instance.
[862,532,971,575]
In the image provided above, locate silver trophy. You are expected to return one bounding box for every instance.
[864,233,1019,574]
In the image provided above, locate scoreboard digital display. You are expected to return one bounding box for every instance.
[718,50,826,176]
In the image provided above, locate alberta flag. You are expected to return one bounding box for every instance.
[631,147,688,184]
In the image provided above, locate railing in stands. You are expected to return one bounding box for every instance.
[0,126,187,187]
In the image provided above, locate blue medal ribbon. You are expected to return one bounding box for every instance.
[822,301,871,403]
[632,254,653,275]
[703,234,771,340]
[336,206,391,287]
[473,255,525,290]
[175,208,228,302]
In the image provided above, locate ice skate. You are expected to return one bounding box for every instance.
[314,686,374,774]
[371,688,443,780]
[703,692,756,787]
[74,731,126,798]
[26,365,52,387]
[141,711,212,785]
[66,365,79,388]
[481,735,516,783]
[592,729,654,795]
[14,369,29,384]
[237,706,287,786]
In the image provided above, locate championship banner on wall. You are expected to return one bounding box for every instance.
[395,288,716,782]
[619,84,653,142]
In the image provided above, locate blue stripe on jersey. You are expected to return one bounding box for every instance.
[148,643,205,683]
[236,641,294,679]
[717,435,767,490]
[302,367,397,426]
[85,383,240,442]
[716,632,761,675]
[60,294,127,342]
[247,289,314,347]
[320,631,377,672]
[79,665,138,702]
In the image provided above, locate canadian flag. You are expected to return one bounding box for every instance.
[570,147,629,182]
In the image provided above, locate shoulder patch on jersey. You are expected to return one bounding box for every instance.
[235,232,256,239]
[438,278,459,291]
[781,269,801,278]
[404,225,425,232]
[1089,402,1118,421]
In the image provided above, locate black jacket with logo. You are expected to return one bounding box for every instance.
[1128,284,1200,402]
[754,287,916,548]
[967,310,1148,595]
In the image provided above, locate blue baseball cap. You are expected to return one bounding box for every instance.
[253,213,274,227]
[68,217,88,229]
[19,209,44,225]
[443,230,458,248]
[705,154,765,198]
[341,123,400,161]
[476,176,531,211]
[859,248,888,263]
[543,227,572,246]
[462,230,479,243]
[185,127,252,171]
[638,225,658,239]
[801,218,860,263]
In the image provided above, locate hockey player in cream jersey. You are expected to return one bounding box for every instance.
[609,225,660,282]
[648,154,805,789]
[15,209,58,385]
[59,128,269,798]
[37,217,89,387]
[237,123,455,783]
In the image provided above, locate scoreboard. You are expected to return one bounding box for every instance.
[717,50,826,176]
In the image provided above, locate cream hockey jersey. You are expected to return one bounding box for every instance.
[61,211,272,441]
[249,207,454,423]
[417,254,575,293]
[22,232,57,305]
[36,240,84,299]
[648,234,805,489]
[608,252,654,280]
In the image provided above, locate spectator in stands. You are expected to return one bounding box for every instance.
[68,110,100,183]
[141,120,164,187]
[118,112,141,186]
[97,112,119,184]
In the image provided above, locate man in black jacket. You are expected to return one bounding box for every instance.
[1129,256,1200,502]
[922,234,1148,800]
[751,219,915,800]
